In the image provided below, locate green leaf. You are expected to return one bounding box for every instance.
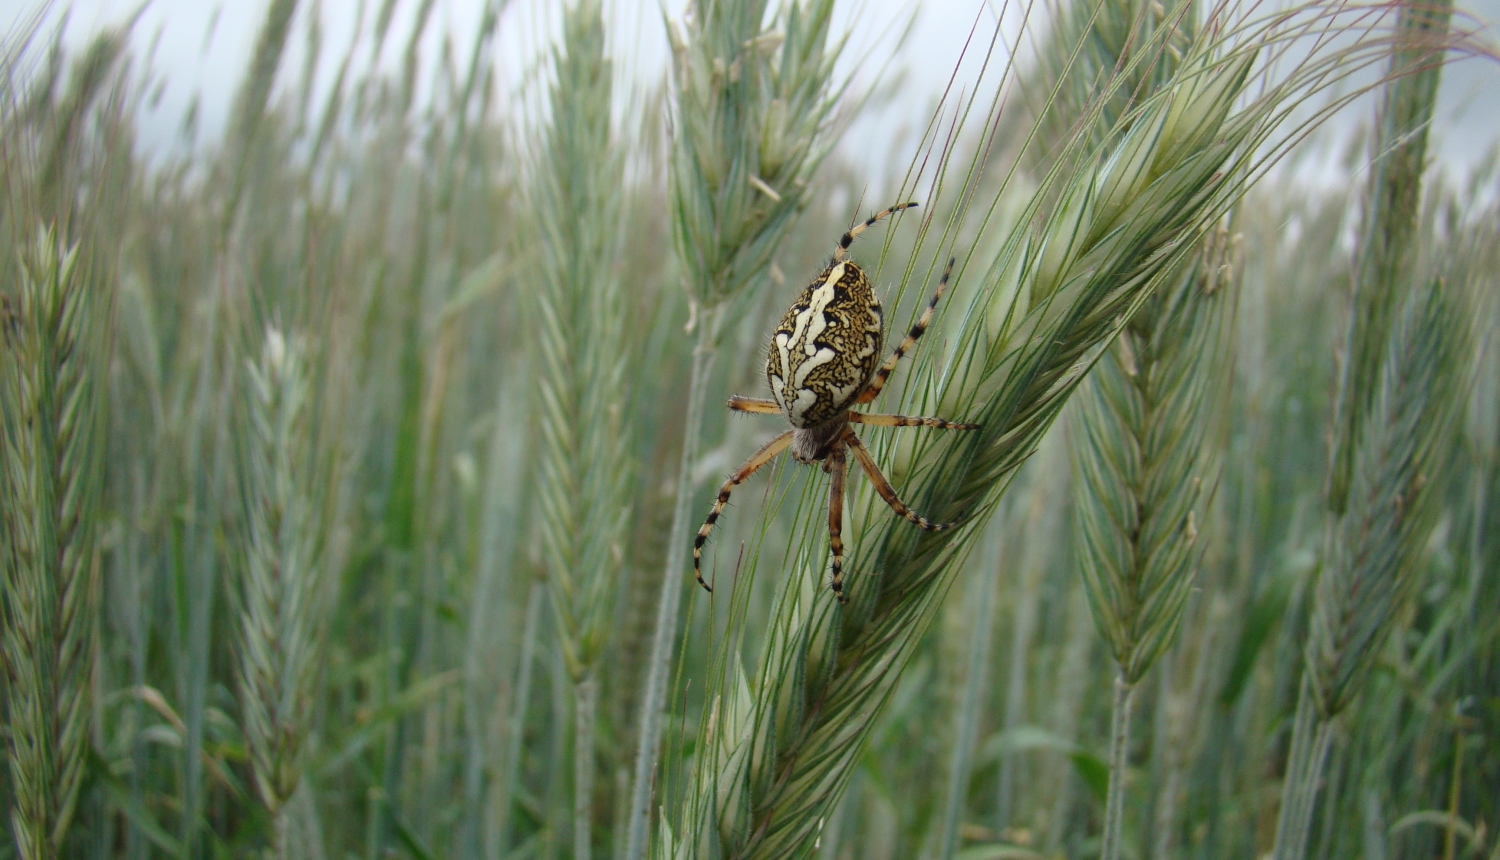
[977,726,1111,801]
[88,748,183,857]
[314,669,461,776]
[955,845,1047,860]
[1067,750,1111,802]
[1219,563,1300,707]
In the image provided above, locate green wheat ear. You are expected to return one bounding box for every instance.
[2,227,107,860]
[529,2,632,858]
[1072,222,1236,860]
[1271,3,1463,858]
[1044,2,1240,854]
[626,3,851,858]
[238,327,326,857]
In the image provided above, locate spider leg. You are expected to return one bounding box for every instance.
[850,412,979,431]
[832,201,919,263]
[694,430,795,594]
[727,395,781,415]
[845,430,959,531]
[827,441,850,605]
[856,256,954,404]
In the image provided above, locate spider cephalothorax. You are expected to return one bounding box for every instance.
[693,202,980,604]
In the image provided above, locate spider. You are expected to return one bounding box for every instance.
[693,202,979,605]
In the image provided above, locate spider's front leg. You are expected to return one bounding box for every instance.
[833,201,918,263]
[693,430,794,594]
[727,395,780,415]
[857,257,955,404]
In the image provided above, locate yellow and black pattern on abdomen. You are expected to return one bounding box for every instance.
[765,260,884,429]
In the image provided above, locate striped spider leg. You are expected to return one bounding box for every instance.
[855,254,955,405]
[692,430,793,594]
[826,443,849,600]
[832,201,919,263]
[693,419,974,602]
[693,203,979,603]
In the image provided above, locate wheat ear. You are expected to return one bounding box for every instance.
[237,328,325,856]
[2,229,106,860]
[1271,3,1461,858]
[1041,1,1239,853]
[625,4,849,858]
[530,3,631,857]
[1073,222,1236,860]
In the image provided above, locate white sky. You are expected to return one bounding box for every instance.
[3,0,1498,185]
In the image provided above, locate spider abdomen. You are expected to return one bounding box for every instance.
[766,260,884,428]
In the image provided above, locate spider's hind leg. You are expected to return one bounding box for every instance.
[827,442,850,604]
[850,412,979,431]
[845,430,960,532]
[694,430,795,594]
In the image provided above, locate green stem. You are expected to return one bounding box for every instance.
[1272,677,1335,860]
[575,675,597,860]
[996,537,1047,834]
[1151,656,1187,860]
[1444,726,1463,860]
[274,807,290,860]
[496,581,544,855]
[937,526,1002,860]
[1101,674,1137,860]
[624,308,720,860]
[462,375,527,859]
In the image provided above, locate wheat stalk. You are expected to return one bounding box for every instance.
[934,509,1005,860]
[626,4,848,857]
[167,5,304,852]
[529,3,630,857]
[1,228,106,860]
[1271,2,1461,856]
[1045,3,1240,853]
[1275,270,1471,860]
[994,432,1070,835]
[1324,0,1454,519]
[1072,224,1235,859]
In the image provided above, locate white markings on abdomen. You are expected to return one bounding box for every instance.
[769,264,846,423]
[792,348,835,389]
[799,266,841,354]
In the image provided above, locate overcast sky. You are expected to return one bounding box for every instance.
[3,0,1498,185]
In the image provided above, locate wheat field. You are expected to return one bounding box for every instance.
[0,0,1496,859]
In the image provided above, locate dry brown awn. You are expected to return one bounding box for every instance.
[693,202,979,604]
